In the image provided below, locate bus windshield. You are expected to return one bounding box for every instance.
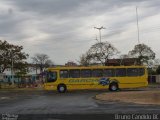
[46,71,57,82]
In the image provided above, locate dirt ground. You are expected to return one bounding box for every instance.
[96,86,160,105]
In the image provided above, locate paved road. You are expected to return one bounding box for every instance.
[0,90,160,119]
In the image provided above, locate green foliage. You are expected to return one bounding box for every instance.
[15,70,27,78]
[0,40,29,73]
[128,44,155,65]
[148,68,157,75]
[79,52,94,66]
[79,42,119,65]
[156,65,160,75]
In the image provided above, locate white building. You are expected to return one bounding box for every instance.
[1,64,41,83]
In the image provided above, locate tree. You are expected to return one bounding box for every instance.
[79,42,119,65]
[119,54,130,59]
[89,42,119,65]
[79,52,93,66]
[0,40,29,73]
[15,66,28,88]
[156,66,160,74]
[31,53,54,73]
[148,68,157,75]
[128,43,155,65]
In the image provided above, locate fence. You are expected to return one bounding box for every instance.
[0,74,44,89]
[148,75,160,83]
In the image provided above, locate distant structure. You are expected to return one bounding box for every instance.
[65,61,77,66]
[105,58,138,66]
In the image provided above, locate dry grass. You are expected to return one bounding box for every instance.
[96,90,160,105]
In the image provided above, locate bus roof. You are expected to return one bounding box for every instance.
[47,65,146,71]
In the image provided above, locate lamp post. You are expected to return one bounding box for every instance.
[136,6,140,44]
[11,54,14,85]
[94,26,106,43]
[9,49,14,85]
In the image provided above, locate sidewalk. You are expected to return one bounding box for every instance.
[0,83,44,90]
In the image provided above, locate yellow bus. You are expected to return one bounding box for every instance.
[44,65,148,93]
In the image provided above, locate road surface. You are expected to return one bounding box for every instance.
[0,90,160,120]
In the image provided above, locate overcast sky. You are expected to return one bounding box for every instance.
[0,0,160,65]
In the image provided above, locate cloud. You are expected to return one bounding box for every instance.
[0,0,160,64]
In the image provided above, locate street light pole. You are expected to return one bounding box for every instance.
[136,6,140,44]
[11,54,14,85]
[94,26,106,43]
[9,50,14,85]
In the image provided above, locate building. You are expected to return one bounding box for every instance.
[65,61,77,66]
[105,58,138,66]
[1,64,41,83]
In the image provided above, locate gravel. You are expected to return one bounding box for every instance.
[96,90,160,105]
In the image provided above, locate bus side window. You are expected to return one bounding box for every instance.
[60,70,69,78]
[103,69,115,77]
[115,68,126,77]
[69,69,80,78]
[81,69,91,78]
[92,69,103,77]
[139,68,145,76]
[127,68,139,76]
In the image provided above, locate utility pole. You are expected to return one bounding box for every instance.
[94,26,105,43]
[136,6,140,44]
[95,35,99,42]
[11,54,14,85]
[9,50,14,85]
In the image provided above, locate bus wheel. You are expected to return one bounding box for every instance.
[57,84,67,93]
[109,83,118,91]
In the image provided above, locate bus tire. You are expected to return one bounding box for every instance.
[57,84,67,93]
[109,82,119,91]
